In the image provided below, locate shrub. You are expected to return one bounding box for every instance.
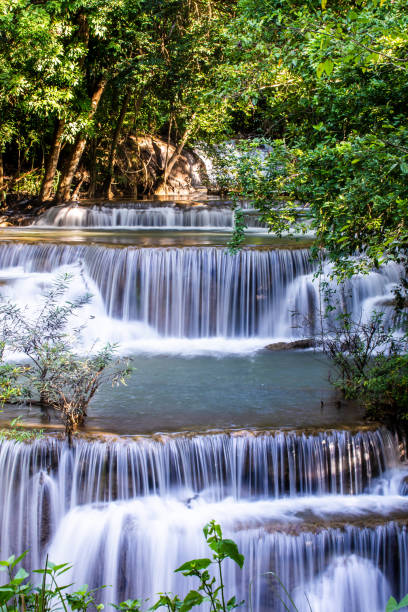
[0,274,131,441]
[362,354,408,423]
[322,311,408,426]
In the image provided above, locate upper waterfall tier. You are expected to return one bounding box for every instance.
[33,202,266,230]
[0,243,400,342]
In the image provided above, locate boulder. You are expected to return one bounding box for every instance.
[118,135,207,196]
[265,339,316,351]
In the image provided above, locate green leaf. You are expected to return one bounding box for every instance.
[180,590,205,611]
[13,567,29,583]
[175,559,212,574]
[323,59,334,76]
[209,539,244,568]
[316,62,325,78]
[386,596,399,612]
[387,594,408,611]
[397,595,408,608]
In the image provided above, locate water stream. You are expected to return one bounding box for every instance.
[0,199,406,611]
[33,202,267,230]
[0,431,407,610]
[0,243,399,346]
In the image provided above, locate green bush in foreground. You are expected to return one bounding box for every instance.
[362,354,408,423]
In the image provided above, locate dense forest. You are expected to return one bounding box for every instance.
[1,0,406,237]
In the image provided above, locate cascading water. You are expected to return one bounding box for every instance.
[0,243,400,348]
[0,430,407,610]
[33,203,266,230]
[0,197,407,611]
[48,508,407,610]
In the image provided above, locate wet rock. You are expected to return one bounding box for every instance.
[399,476,408,496]
[265,338,316,351]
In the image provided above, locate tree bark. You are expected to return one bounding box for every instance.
[39,118,65,202]
[71,167,86,200]
[103,89,131,199]
[0,154,4,206]
[153,115,196,195]
[87,138,98,199]
[56,78,107,203]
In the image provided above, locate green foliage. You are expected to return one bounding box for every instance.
[386,594,408,612]
[227,208,247,254]
[112,600,143,611]
[322,309,408,424]
[210,0,408,277]
[0,0,235,200]
[0,274,131,441]
[362,354,408,423]
[0,552,105,612]
[0,417,43,443]
[0,351,24,407]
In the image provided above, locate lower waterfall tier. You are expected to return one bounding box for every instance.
[0,428,407,612]
[49,506,408,611]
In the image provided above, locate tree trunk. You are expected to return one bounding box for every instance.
[71,167,86,200]
[56,79,107,203]
[153,115,196,195]
[104,90,131,199]
[39,118,65,202]
[87,139,98,199]
[0,154,4,206]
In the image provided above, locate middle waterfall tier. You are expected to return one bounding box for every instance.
[0,244,400,339]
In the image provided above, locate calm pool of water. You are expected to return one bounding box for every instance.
[3,350,362,434]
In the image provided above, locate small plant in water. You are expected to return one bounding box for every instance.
[0,417,43,443]
[0,274,131,443]
[151,520,244,611]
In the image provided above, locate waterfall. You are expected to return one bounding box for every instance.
[0,428,407,604]
[33,203,266,229]
[0,244,399,345]
[47,506,407,610]
[0,227,405,609]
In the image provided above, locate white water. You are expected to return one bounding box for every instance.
[0,431,406,610]
[33,203,267,230]
[294,555,391,612]
[0,203,407,610]
[0,244,400,355]
[46,498,407,609]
